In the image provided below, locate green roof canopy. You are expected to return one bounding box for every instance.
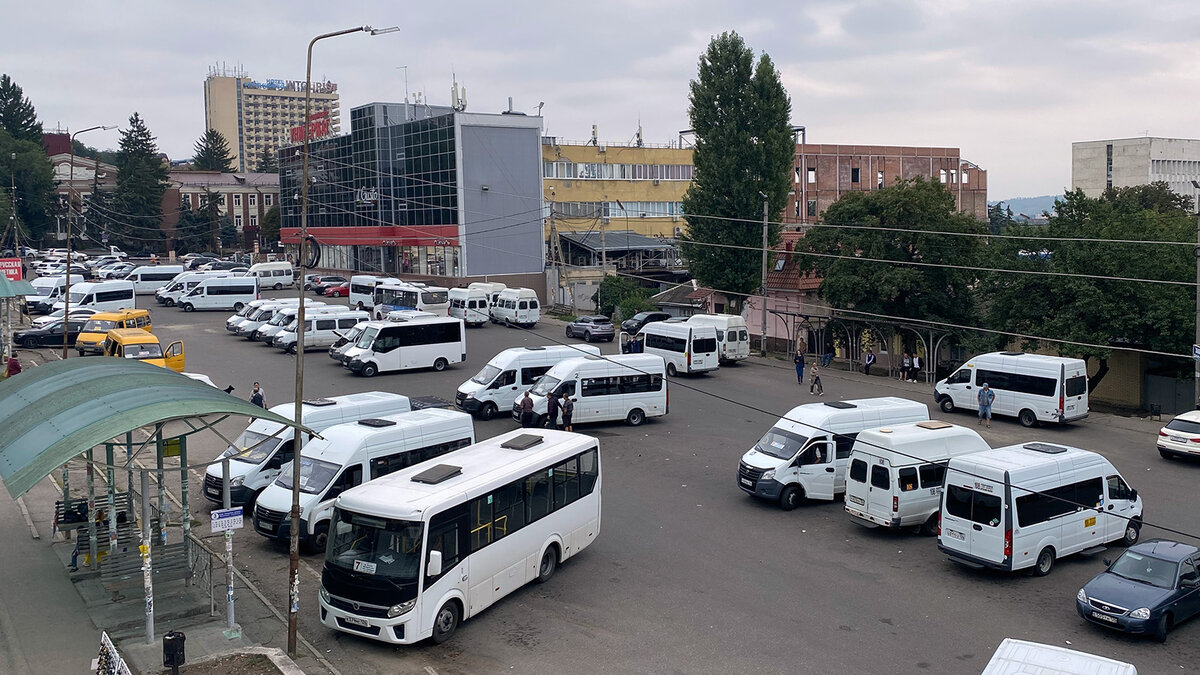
[0,358,308,498]
[0,276,36,299]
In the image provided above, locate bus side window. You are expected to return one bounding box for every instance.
[425,505,467,588]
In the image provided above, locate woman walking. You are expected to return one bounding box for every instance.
[809,365,824,396]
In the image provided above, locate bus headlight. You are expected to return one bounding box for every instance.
[319,587,330,604]
[760,469,775,482]
[229,475,244,487]
[387,599,416,618]
[1130,607,1151,620]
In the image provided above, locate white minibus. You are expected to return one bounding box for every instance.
[448,287,490,327]
[204,392,413,508]
[255,305,340,343]
[625,321,719,377]
[179,276,259,312]
[457,345,602,420]
[373,282,451,319]
[934,351,1089,427]
[273,310,371,353]
[229,299,319,335]
[517,354,668,427]
[982,639,1137,675]
[53,280,136,313]
[844,421,990,534]
[686,314,750,364]
[345,316,466,377]
[253,408,476,552]
[330,321,370,362]
[468,281,506,307]
[236,301,325,338]
[318,429,601,644]
[247,261,295,290]
[737,397,930,509]
[126,265,185,294]
[938,442,1143,576]
[156,271,231,307]
[348,275,399,311]
[489,287,540,327]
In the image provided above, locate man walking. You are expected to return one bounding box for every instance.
[249,382,266,408]
[809,365,824,396]
[977,382,994,429]
[560,393,575,432]
[545,389,561,430]
[863,348,876,376]
[519,391,535,428]
[794,344,806,385]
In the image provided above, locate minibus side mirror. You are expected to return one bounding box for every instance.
[1129,488,1138,501]
[1102,558,1112,567]
[427,550,443,577]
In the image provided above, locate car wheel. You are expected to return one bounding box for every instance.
[1153,612,1172,643]
[478,402,498,421]
[667,363,678,377]
[234,302,245,311]
[584,331,592,342]
[939,397,955,414]
[182,303,194,312]
[607,336,614,342]
[626,408,645,426]
[303,283,311,290]
[272,283,282,290]
[433,357,448,372]
[536,546,558,583]
[920,513,940,537]
[164,298,175,307]
[305,522,329,554]
[287,344,298,355]
[431,601,460,644]
[1019,409,1038,428]
[565,326,574,338]
[779,485,801,511]
[1121,519,1141,547]
[361,363,378,378]
[77,349,85,357]
[1032,547,1055,576]
[22,336,38,348]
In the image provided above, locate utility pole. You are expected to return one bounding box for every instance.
[759,192,769,357]
[1193,181,1200,408]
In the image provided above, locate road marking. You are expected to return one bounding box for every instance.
[16,496,40,539]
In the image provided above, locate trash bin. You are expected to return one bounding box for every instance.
[163,630,186,668]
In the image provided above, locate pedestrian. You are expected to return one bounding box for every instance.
[977,382,995,429]
[249,382,266,408]
[822,346,833,368]
[545,389,561,430]
[519,391,535,428]
[561,393,575,432]
[901,352,912,381]
[911,353,921,383]
[809,364,824,396]
[2,352,20,379]
[863,348,876,376]
[793,343,806,385]
[150,253,158,265]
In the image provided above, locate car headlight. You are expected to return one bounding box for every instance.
[1130,607,1151,620]
[319,586,330,603]
[229,475,245,487]
[387,599,416,618]
[1076,588,1087,603]
[463,392,474,400]
[760,469,775,481]
[350,358,362,365]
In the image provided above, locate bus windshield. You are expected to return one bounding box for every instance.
[268,312,291,326]
[472,364,502,385]
[530,375,561,397]
[226,430,284,464]
[276,456,341,494]
[83,319,118,333]
[355,326,379,349]
[754,427,808,460]
[122,343,163,359]
[328,509,424,583]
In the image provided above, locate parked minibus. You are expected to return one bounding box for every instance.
[348,275,399,311]
[456,345,601,420]
[934,351,1089,427]
[686,314,750,364]
[179,276,259,312]
[517,354,668,427]
[52,280,136,313]
[126,265,185,294]
[624,321,719,377]
[344,316,466,377]
[75,309,152,356]
[247,261,295,290]
[448,287,490,327]
[489,287,540,327]
[273,310,371,353]
[373,282,450,319]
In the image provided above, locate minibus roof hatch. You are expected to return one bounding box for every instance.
[823,401,857,409]
[412,464,462,485]
[1023,442,1068,454]
[303,398,337,407]
[501,434,544,451]
[358,418,396,428]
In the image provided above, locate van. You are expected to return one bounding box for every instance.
[156,271,231,306]
[126,265,185,294]
[273,310,371,353]
[254,305,342,343]
[344,315,466,377]
[457,345,602,420]
[844,421,991,534]
[490,287,540,327]
[468,281,506,307]
[235,301,326,339]
[75,309,152,356]
[252,408,476,552]
[227,298,314,334]
[179,276,259,312]
[625,321,719,377]
[52,280,136,314]
[203,391,413,507]
[329,320,370,362]
[737,397,930,509]
[934,351,1089,427]
[247,261,295,290]
[448,287,490,326]
[981,639,1137,675]
[686,314,750,364]
[938,442,1143,576]
[347,275,399,311]
[25,275,85,314]
[515,353,668,427]
[102,328,185,372]
[372,282,450,318]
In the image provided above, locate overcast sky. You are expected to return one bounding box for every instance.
[3,0,1198,199]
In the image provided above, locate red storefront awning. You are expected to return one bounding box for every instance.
[281,225,459,247]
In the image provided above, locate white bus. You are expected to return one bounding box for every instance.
[318,429,601,644]
[624,321,719,377]
[349,275,399,312]
[345,316,466,377]
[374,282,451,319]
[448,287,490,327]
[934,351,1089,427]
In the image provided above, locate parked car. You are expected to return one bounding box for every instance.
[311,275,348,294]
[566,315,616,342]
[1157,410,1200,460]
[203,260,245,271]
[302,274,321,290]
[1077,539,1200,642]
[620,311,671,334]
[32,307,97,328]
[186,256,216,270]
[96,262,135,279]
[12,318,87,348]
[323,282,350,298]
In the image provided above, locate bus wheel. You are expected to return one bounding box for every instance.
[939,397,955,414]
[164,298,174,307]
[779,485,801,511]
[536,546,558,583]
[478,402,497,421]
[433,357,448,372]
[431,601,460,644]
[920,513,940,537]
[1033,547,1055,576]
[182,303,194,312]
[234,302,245,311]
[626,408,645,426]
[273,283,282,290]
[667,363,678,377]
[305,522,329,554]
[287,344,298,355]
[1019,409,1038,428]
[361,363,378,378]
[1121,519,1141,547]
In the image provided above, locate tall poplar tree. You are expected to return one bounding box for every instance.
[680,32,794,314]
[112,113,168,250]
[192,128,235,172]
[0,74,43,143]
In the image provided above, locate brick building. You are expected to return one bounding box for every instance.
[161,171,279,249]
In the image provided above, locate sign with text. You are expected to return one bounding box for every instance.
[0,258,22,281]
[289,110,333,143]
[210,507,244,533]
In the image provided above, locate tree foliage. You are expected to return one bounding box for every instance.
[679,32,794,314]
[987,202,1015,234]
[172,207,209,254]
[255,146,278,174]
[220,216,238,248]
[259,204,281,243]
[112,113,168,251]
[0,128,57,243]
[0,74,43,143]
[984,183,1193,390]
[591,275,653,320]
[192,129,235,172]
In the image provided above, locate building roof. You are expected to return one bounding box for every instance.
[559,230,672,253]
[766,231,822,292]
[653,281,702,307]
[169,171,279,189]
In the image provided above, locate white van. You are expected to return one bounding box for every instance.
[203,392,413,508]
[247,261,295,290]
[345,315,466,377]
[938,442,1143,576]
[737,397,930,509]
[179,276,259,312]
[53,280,136,313]
[490,287,540,327]
[627,321,719,377]
[229,299,319,335]
[457,345,603,420]
[255,305,341,343]
[686,314,750,364]
[252,408,476,552]
[449,287,490,326]
[235,301,323,339]
[516,353,668,427]
[26,275,85,313]
[981,639,1137,675]
[126,265,185,294]
[844,421,991,534]
[273,310,371,353]
[469,281,506,307]
[348,274,398,311]
[934,351,1089,427]
[156,271,231,307]
[329,320,370,362]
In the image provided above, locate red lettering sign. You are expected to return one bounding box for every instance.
[289,118,332,143]
[0,258,22,281]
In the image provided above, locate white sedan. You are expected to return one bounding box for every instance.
[1157,410,1200,459]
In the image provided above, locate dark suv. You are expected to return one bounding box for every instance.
[621,311,671,334]
[566,315,615,342]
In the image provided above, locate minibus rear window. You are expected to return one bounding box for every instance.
[692,337,717,353]
[849,459,867,483]
[946,485,1002,526]
[870,465,890,489]
[1065,376,1087,397]
[898,468,918,492]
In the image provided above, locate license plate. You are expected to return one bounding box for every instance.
[944,528,965,542]
[847,495,865,506]
[1171,436,1186,443]
[260,523,275,533]
[206,487,219,496]
[342,615,370,627]
[1091,611,1118,624]
[740,478,753,487]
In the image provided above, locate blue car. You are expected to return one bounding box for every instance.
[1077,539,1200,642]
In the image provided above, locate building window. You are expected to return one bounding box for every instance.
[249,194,257,207]
[962,170,969,185]
[807,167,816,184]
[264,194,273,207]
[950,169,957,183]
[234,214,243,228]
[249,214,258,228]
[877,170,884,189]
[181,194,191,208]
[199,194,208,207]
[219,194,226,206]
[851,167,860,183]
[233,194,242,208]
[807,200,817,217]
[794,200,801,218]
[794,167,801,184]
[1106,143,1113,189]
[939,169,947,183]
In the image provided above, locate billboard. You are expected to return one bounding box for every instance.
[0,258,22,281]
[289,110,332,143]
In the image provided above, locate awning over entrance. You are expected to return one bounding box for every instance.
[0,358,304,499]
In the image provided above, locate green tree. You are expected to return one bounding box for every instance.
[259,204,280,243]
[0,74,43,143]
[985,183,1193,391]
[591,275,652,319]
[192,129,235,172]
[679,31,794,314]
[0,128,57,243]
[255,146,278,174]
[220,216,238,248]
[172,206,209,253]
[987,202,1016,234]
[112,113,169,251]
[801,177,987,326]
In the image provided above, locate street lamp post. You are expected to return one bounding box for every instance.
[64,125,116,359]
[287,24,398,658]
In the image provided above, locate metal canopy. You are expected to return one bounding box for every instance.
[0,358,306,499]
[559,229,673,253]
[0,276,36,298]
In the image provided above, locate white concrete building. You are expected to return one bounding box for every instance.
[1072,137,1200,200]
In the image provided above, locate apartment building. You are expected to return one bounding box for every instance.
[1072,136,1200,199]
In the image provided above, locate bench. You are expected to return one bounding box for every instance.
[100,541,191,601]
[73,520,162,567]
[54,493,132,534]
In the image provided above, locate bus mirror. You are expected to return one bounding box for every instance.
[427,550,443,577]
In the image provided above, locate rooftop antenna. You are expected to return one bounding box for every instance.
[636,118,644,147]
[590,124,598,146]
[451,71,466,112]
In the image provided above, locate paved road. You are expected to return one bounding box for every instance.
[102,290,1200,672]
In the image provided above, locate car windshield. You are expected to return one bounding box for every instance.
[754,427,809,460]
[276,456,340,494]
[122,343,163,359]
[1165,418,1200,434]
[531,374,561,397]
[249,308,273,320]
[226,430,284,464]
[631,312,651,321]
[328,510,424,583]
[235,304,256,317]
[268,312,291,326]
[83,319,118,332]
[1108,551,1177,589]
[67,291,87,303]
[472,364,502,384]
[355,326,379,349]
